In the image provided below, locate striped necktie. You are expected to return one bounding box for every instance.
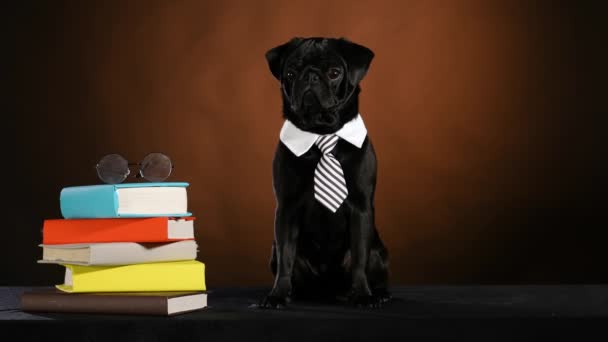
[314,134,348,212]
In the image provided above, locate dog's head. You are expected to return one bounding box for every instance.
[266,37,374,134]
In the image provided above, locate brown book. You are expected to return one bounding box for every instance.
[21,289,207,316]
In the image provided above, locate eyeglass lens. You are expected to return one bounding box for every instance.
[96,154,130,184]
[139,152,173,182]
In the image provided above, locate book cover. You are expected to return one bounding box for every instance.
[42,217,195,244]
[56,260,206,293]
[60,182,192,219]
[21,289,207,316]
[38,240,198,266]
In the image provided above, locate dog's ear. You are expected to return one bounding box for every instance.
[265,37,303,80]
[334,38,375,85]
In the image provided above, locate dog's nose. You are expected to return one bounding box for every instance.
[308,72,319,84]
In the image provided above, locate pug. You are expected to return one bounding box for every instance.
[260,37,390,308]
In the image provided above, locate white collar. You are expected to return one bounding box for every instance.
[279,114,368,156]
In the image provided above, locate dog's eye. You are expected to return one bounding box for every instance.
[327,68,341,80]
[285,71,296,80]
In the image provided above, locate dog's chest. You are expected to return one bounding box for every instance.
[299,205,349,256]
[294,146,353,254]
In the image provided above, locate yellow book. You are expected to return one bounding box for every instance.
[55,260,206,293]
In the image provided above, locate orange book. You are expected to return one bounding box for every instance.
[42,217,195,244]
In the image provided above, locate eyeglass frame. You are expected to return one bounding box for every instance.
[95,152,175,184]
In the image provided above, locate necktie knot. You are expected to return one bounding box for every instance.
[315,134,339,155]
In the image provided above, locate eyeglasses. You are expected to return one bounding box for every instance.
[96,152,174,184]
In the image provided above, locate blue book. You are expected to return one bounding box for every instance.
[60,182,192,219]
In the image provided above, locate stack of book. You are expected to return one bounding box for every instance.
[21,182,207,316]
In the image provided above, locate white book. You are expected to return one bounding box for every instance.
[38,240,198,266]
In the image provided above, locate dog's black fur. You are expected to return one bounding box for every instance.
[260,37,390,308]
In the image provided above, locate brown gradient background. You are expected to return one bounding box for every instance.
[7,1,606,286]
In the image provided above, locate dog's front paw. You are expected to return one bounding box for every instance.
[257,294,290,309]
[373,288,393,304]
[348,290,385,309]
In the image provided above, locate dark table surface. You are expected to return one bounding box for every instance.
[2,285,608,341]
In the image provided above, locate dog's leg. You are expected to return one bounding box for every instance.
[367,244,392,303]
[348,203,381,307]
[260,207,298,308]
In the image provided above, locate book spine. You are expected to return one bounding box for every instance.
[89,240,198,265]
[60,185,119,219]
[58,260,206,293]
[21,293,168,315]
[42,217,172,244]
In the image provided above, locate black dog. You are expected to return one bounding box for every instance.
[260,37,390,308]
